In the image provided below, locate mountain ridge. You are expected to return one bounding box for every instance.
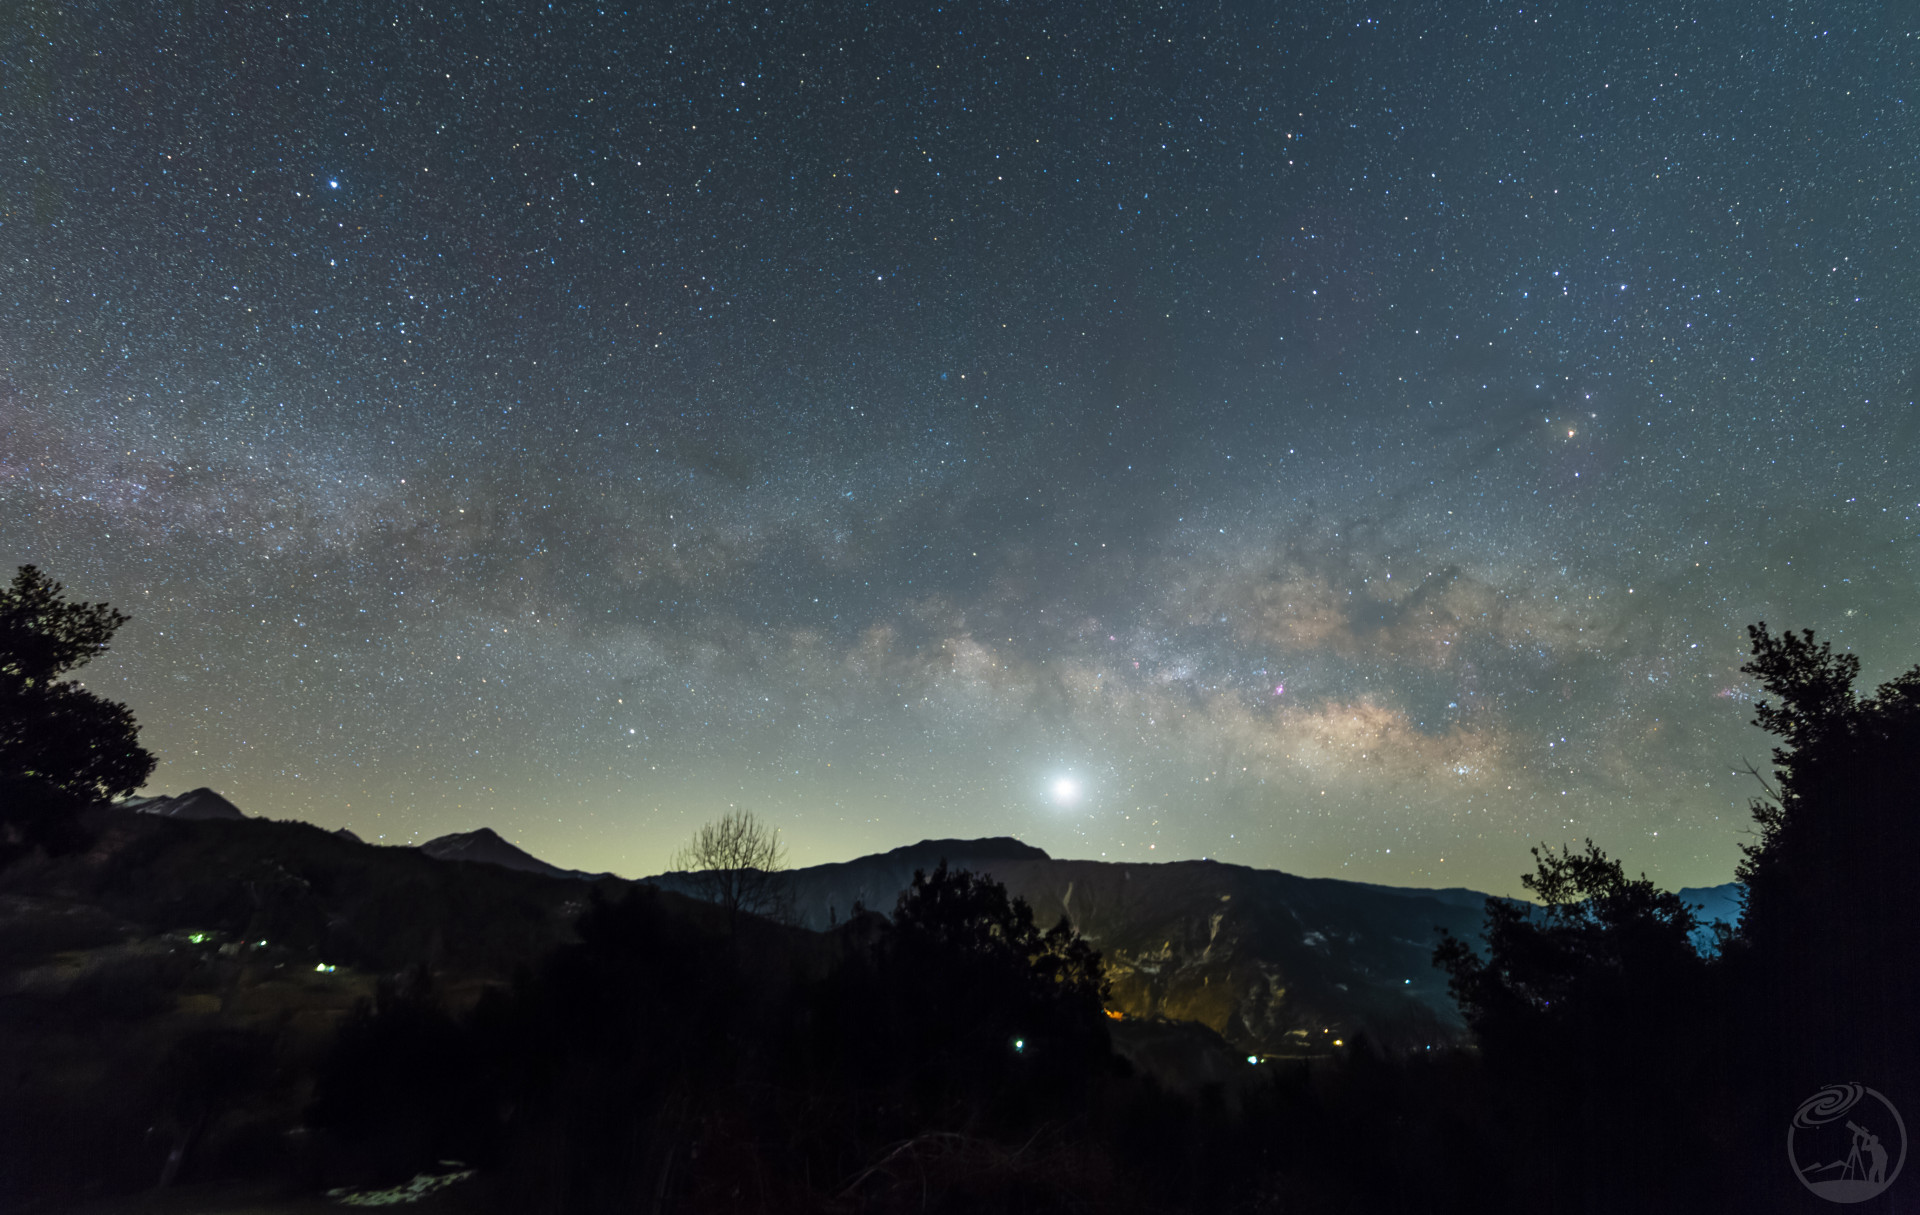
[119,787,245,821]
[418,826,612,882]
[107,788,1738,1058]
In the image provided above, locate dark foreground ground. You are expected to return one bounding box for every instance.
[3,804,1897,1215]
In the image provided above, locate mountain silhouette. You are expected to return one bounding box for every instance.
[74,796,1732,1061]
[1678,882,1744,952]
[418,826,609,881]
[119,787,245,820]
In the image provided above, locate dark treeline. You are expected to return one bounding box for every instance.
[1427,623,1920,1212]
[305,861,1500,1214]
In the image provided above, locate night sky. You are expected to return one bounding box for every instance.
[3,2,1914,893]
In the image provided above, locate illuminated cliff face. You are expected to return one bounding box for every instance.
[1103,942,1288,1047]
[1078,880,1458,1056]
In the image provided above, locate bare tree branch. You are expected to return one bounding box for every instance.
[1736,755,1780,803]
[670,809,788,929]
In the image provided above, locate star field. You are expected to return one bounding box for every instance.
[3,1,1915,892]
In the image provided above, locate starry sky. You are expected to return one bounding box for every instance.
[3,1,1915,893]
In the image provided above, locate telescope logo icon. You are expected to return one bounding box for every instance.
[1788,1084,1906,1203]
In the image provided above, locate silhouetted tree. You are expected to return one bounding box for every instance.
[671,807,788,929]
[1732,623,1920,1109]
[0,565,155,862]
[1425,622,1920,1213]
[1435,840,1709,1056]
[889,860,1107,1016]
[1434,841,1722,1211]
[873,862,1111,1121]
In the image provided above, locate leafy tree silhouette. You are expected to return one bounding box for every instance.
[0,565,155,863]
[1427,624,1920,1213]
[1435,840,1710,1058]
[870,862,1111,1125]
[888,860,1107,1015]
[1434,842,1722,1211]
[1732,623,1920,1109]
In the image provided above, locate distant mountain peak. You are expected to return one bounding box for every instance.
[432,826,508,848]
[879,837,1052,864]
[418,827,604,881]
[123,787,246,821]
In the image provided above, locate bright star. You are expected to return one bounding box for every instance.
[329,179,340,189]
[1051,777,1081,806]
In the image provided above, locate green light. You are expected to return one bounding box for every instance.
[187,932,209,944]
[1012,1038,1025,1053]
